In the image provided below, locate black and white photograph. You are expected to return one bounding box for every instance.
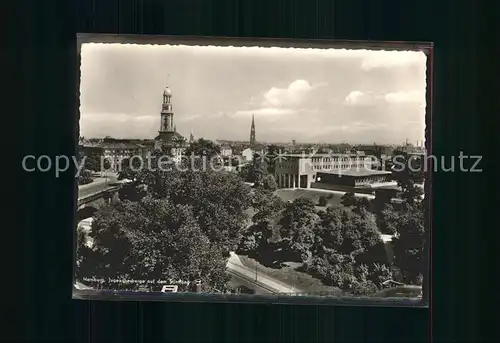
[74,36,430,305]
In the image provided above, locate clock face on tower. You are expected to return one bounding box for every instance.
[163,103,172,111]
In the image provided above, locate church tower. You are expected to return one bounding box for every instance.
[158,85,175,144]
[250,114,256,146]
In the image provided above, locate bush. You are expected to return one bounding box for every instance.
[78,169,93,185]
[318,196,327,207]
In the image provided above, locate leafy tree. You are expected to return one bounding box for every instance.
[118,183,147,202]
[391,201,426,284]
[78,169,93,185]
[353,197,371,215]
[185,138,221,158]
[239,189,285,257]
[266,144,285,174]
[304,205,393,295]
[278,197,320,262]
[237,228,259,255]
[371,190,392,210]
[376,203,399,235]
[82,154,101,172]
[247,153,268,185]
[340,192,357,207]
[77,197,231,292]
[132,166,253,254]
[252,190,285,224]
[368,263,394,286]
[118,157,144,180]
[238,163,251,181]
[391,150,424,204]
[261,174,277,192]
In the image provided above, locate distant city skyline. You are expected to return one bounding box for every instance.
[80,43,427,144]
[80,135,421,148]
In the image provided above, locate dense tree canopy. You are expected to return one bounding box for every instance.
[391,149,424,204]
[390,201,426,284]
[77,143,254,291]
[246,153,269,186]
[185,138,221,158]
[127,166,253,253]
[278,197,320,262]
[77,197,230,292]
[77,140,427,296]
[340,192,357,207]
[78,169,93,185]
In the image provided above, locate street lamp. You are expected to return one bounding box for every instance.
[255,264,258,282]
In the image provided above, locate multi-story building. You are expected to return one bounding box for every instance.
[97,139,148,171]
[309,153,375,172]
[312,169,393,192]
[274,153,389,190]
[274,155,316,188]
[219,143,233,157]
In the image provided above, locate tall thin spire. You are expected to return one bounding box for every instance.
[250,114,256,146]
[189,128,194,143]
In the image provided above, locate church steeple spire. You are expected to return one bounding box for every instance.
[250,114,256,146]
[160,85,174,133]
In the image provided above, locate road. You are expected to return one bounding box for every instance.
[226,253,299,294]
[278,187,376,199]
[78,173,118,199]
[227,271,274,295]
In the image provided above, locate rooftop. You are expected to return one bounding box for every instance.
[317,169,392,177]
[95,141,144,150]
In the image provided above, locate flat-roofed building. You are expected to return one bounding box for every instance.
[97,139,148,171]
[312,169,393,193]
[274,153,379,189]
[309,153,375,172]
[274,155,316,189]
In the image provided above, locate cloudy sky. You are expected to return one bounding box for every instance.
[80,43,427,144]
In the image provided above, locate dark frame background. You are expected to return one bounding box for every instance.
[12,0,491,342]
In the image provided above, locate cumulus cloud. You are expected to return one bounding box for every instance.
[344,91,380,106]
[231,79,322,120]
[384,90,425,105]
[345,89,426,107]
[261,79,313,107]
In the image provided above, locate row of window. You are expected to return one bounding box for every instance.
[311,157,371,163]
[277,162,371,170]
[355,176,387,184]
[104,149,142,154]
[313,164,367,170]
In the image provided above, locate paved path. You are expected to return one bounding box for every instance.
[226,253,300,294]
[278,187,376,199]
[78,173,118,199]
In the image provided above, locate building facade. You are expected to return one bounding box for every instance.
[274,155,316,189]
[220,143,233,157]
[312,170,393,190]
[274,153,384,189]
[309,153,375,172]
[94,139,148,171]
